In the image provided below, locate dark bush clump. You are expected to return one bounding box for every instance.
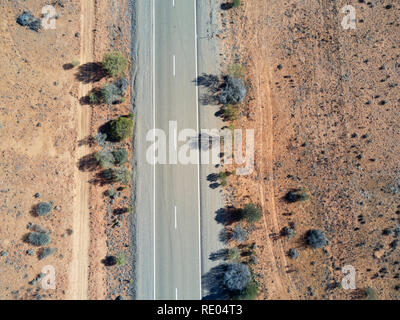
[102,52,129,78]
[112,148,128,165]
[36,202,53,216]
[103,167,131,185]
[17,11,41,32]
[27,232,51,246]
[241,203,262,223]
[281,226,296,239]
[288,248,299,259]
[223,263,251,293]
[219,76,246,105]
[306,229,327,249]
[103,255,117,266]
[284,189,309,203]
[109,116,134,142]
[38,247,56,260]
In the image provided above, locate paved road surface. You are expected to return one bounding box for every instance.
[135,0,201,300]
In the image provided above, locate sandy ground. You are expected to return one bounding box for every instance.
[68,0,94,300]
[0,0,134,300]
[0,0,81,299]
[220,0,400,299]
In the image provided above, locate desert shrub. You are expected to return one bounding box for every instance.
[230,224,248,242]
[284,189,309,203]
[38,247,56,260]
[241,203,262,223]
[106,167,131,185]
[94,132,107,147]
[89,91,101,104]
[112,148,128,165]
[95,150,115,169]
[28,232,51,246]
[222,105,238,121]
[365,287,377,300]
[109,116,134,142]
[288,248,299,259]
[282,226,296,239]
[219,76,246,105]
[232,280,259,300]
[71,60,80,67]
[306,229,327,249]
[218,171,228,186]
[102,79,128,105]
[223,263,251,293]
[106,188,117,198]
[227,247,240,262]
[116,254,126,266]
[233,0,241,8]
[102,52,129,78]
[228,64,245,78]
[36,202,53,216]
[17,11,41,32]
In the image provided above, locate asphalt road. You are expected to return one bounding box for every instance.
[135,0,201,300]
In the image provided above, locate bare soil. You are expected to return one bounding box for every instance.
[220,0,400,300]
[0,0,134,300]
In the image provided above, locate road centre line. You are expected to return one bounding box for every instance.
[173,54,176,77]
[175,206,177,229]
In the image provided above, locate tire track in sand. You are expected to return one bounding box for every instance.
[68,0,94,300]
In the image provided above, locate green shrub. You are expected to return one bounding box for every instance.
[113,167,131,185]
[222,105,238,121]
[241,203,262,223]
[89,91,101,104]
[233,0,241,8]
[228,64,245,78]
[71,60,80,67]
[102,52,129,78]
[95,150,115,169]
[233,280,259,300]
[227,247,240,262]
[116,253,126,266]
[365,287,377,300]
[104,167,131,185]
[36,202,53,216]
[27,232,51,246]
[112,148,128,165]
[109,116,134,142]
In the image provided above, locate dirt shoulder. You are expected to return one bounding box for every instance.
[0,0,135,300]
[220,0,400,299]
